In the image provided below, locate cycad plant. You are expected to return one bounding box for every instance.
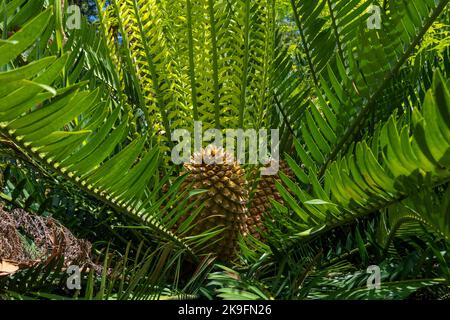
[0,0,449,300]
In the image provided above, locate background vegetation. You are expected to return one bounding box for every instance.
[0,0,449,300]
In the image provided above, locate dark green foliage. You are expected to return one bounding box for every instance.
[0,0,449,300]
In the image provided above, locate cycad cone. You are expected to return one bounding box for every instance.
[181,146,249,261]
[247,160,293,240]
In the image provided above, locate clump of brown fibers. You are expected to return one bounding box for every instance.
[0,206,96,276]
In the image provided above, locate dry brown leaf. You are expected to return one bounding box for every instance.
[0,259,20,276]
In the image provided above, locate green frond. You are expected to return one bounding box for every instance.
[277,71,450,243]
[0,8,213,258]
